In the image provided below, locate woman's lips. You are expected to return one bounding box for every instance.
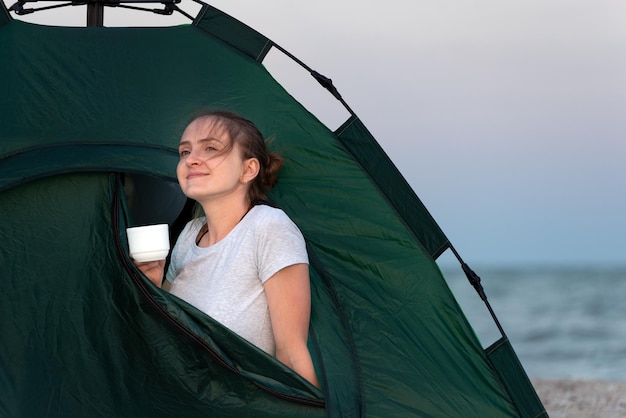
[187,172,208,179]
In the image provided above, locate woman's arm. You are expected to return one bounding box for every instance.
[264,263,320,388]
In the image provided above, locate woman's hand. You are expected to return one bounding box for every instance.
[132,259,166,288]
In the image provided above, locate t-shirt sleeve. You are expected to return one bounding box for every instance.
[256,210,309,283]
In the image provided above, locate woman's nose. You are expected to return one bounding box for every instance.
[185,150,201,166]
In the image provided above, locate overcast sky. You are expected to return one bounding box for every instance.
[7,0,626,267]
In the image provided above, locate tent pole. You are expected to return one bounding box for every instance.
[86,2,104,27]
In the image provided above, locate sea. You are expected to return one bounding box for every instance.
[441,266,626,382]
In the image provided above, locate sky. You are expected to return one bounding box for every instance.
[6,0,625,268]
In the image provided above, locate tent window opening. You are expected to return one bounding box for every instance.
[121,172,195,273]
[122,173,188,229]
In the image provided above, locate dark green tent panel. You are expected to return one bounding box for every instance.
[0,2,547,417]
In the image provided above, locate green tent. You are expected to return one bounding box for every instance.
[0,2,547,417]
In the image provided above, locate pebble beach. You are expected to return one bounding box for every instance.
[532,379,626,418]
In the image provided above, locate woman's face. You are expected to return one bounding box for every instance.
[176,117,251,203]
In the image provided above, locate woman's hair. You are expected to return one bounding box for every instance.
[187,110,283,205]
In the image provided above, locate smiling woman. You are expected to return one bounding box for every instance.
[134,110,320,388]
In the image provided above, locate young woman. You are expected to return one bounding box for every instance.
[135,111,319,388]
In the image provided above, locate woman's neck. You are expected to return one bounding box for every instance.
[198,196,251,246]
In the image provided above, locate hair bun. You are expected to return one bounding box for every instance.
[262,152,283,190]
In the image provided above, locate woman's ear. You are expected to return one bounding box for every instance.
[241,158,260,184]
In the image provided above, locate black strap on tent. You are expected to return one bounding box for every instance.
[269,42,357,117]
[8,0,71,15]
[448,243,507,338]
[7,0,193,25]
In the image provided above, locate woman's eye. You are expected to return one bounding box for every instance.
[179,149,190,157]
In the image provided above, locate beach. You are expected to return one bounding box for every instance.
[532,379,626,418]
[444,267,626,416]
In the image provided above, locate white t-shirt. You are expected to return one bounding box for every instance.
[165,205,309,355]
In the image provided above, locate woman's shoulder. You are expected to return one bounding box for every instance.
[249,204,291,224]
[251,203,283,216]
[246,205,307,257]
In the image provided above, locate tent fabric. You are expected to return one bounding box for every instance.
[194,4,273,62]
[0,5,546,417]
[335,116,449,259]
[486,337,547,418]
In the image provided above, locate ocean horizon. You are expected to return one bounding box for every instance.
[440,264,626,382]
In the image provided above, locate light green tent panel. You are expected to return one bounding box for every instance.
[0,2,546,417]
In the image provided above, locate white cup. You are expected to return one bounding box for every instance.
[126,224,170,262]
